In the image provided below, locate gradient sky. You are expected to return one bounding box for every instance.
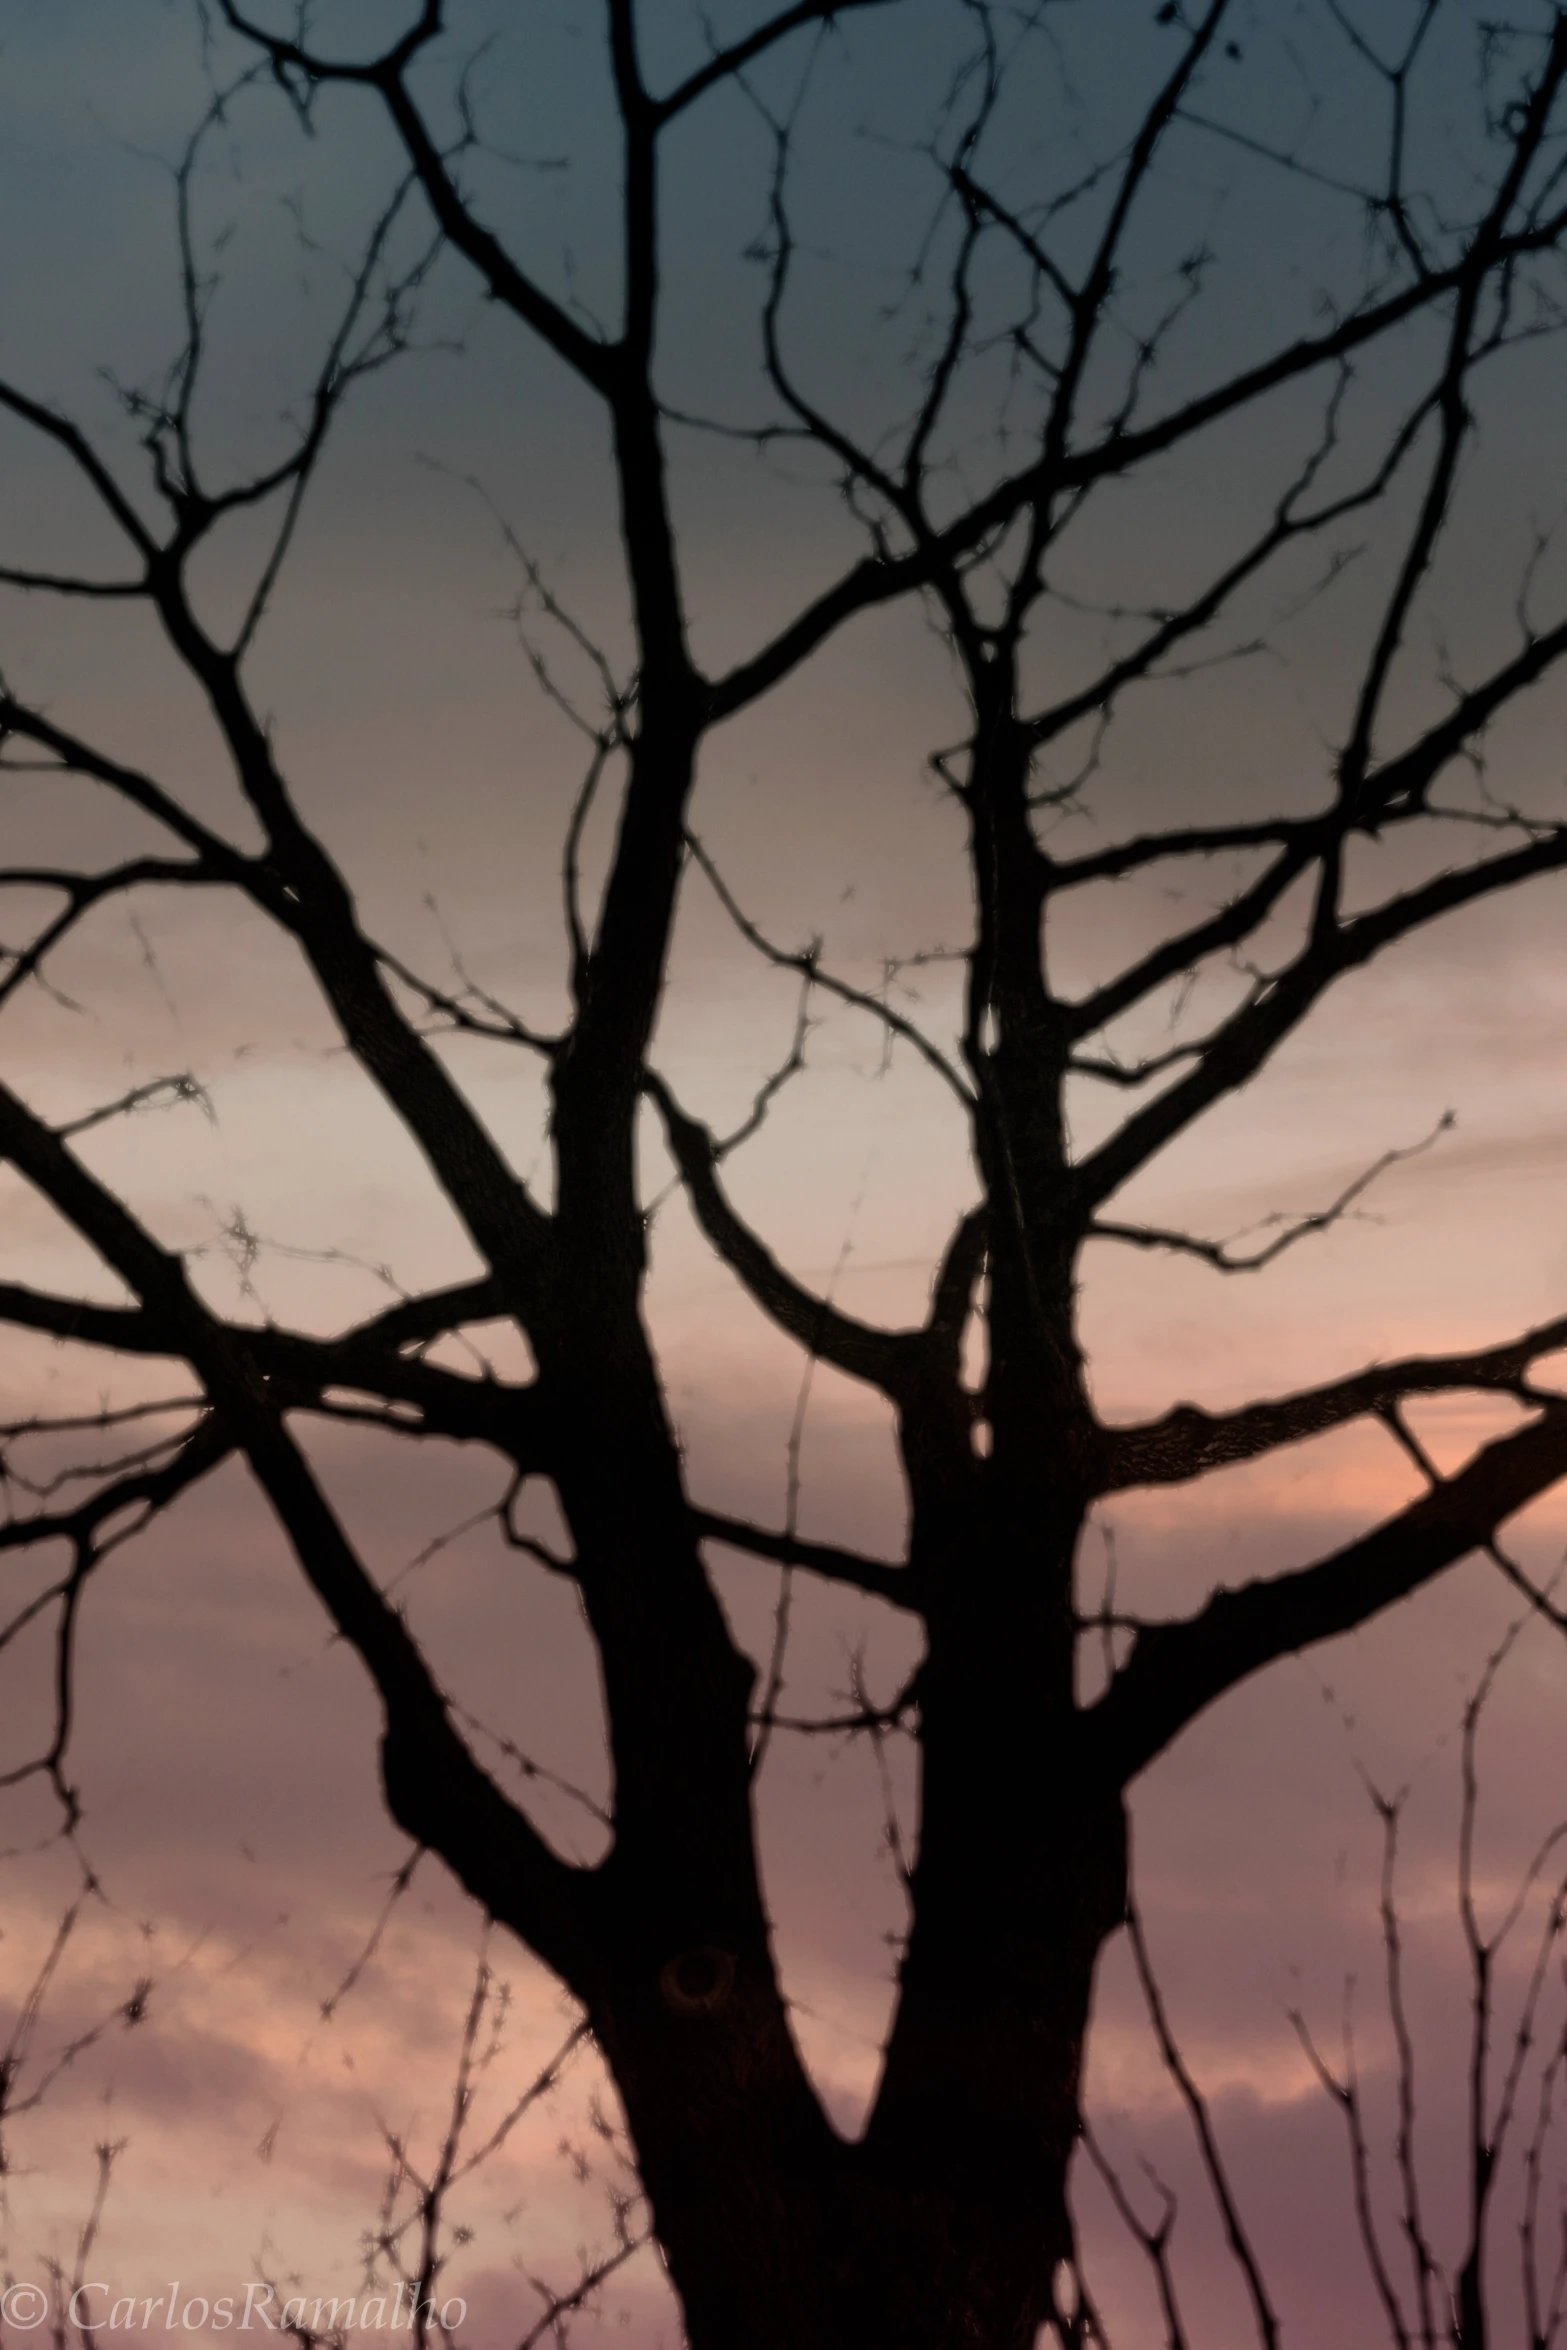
[7,4,1567,2345]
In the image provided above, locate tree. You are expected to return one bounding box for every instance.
[1068,1617,1567,2350]
[6,0,1567,2341]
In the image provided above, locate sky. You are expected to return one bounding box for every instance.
[8,2,1567,2344]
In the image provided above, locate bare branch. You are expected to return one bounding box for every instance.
[692,1507,920,1612]
[1292,1993,1413,2350]
[1079,2126,1191,2350]
[214,1,614,390]
[684,828,973,1103]
[1091,1404,1567,1782]
[1091,1113,1452,1278]
[643,1067,921,1396]
[655,1,900,124]
[0,383,155,555]
[0,1072,595,1984]
[1075,818,1567,1213]
[1124,1894,1281,2350]
[1104,1307,1567,1493]
[707,182,1567,721]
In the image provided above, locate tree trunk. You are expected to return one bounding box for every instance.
[590,1785,1127,2350]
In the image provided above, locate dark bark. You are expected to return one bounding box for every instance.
[11,6,1567,2342]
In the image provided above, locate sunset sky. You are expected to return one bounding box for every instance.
[7,4,1567,2345]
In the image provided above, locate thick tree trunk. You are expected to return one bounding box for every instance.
[587,1782,1127,2350]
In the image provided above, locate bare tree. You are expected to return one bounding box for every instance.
[0,1907,150,2350]
[248,1944,644,2350]
[8,1,1567,2342]
[1078,1624,1567,2350]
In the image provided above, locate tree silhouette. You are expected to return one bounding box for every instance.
[5,2,1567,2342]
[1080,1624,1567,2350]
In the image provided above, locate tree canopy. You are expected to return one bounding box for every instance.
[7,3,1567,2343]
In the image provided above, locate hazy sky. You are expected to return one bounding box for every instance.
[8,5,1567,2346]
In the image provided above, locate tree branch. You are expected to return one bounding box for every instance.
[655,0,900,123]
[705,192,1567,722]
[1090,1404,1567,1782]
[1090,1114,1452,1282]
[214,3,615,391]
[692,1507,920,1612]
[1103,1311,1567,1493]
[685,828,973,1103]
[642,1068,920,1396]
[0,1078,593,1980]
[1076,818,1567,1213]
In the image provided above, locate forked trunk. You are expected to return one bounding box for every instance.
[593,1792,1128,2350]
